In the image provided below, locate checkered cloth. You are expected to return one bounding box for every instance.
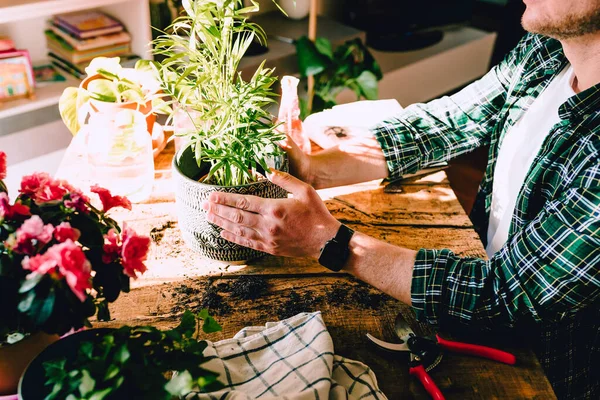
[189,312,388,399]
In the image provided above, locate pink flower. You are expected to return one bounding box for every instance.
[63,191,90,213]
[12,215,54,255]
[22,240,92,302]
[102,228,121,264]
[101,226,150,278]
[0,193,30,220]
[90,185,132,212]
[0,151,6,180]
[19,173,90,211]
[121,225,150,278]
[54,222,81,243]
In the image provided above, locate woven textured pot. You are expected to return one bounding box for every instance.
[173,147,288,263]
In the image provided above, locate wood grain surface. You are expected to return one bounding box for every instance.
[56,135,556,399]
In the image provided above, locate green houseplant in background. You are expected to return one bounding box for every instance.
[58,57,171,137]
[151,0,287,262]
[295,36,383,118]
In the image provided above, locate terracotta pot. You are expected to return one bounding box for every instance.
[0,332,59,395]
[81,74,157,134]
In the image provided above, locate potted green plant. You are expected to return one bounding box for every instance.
[295,36,383,118]
[19,311,222,399]
[152,0,287,262]
[0,151,150,395]
[58,57,171,153]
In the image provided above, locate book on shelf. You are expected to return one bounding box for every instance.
[48,53,87,79]
[47,23,131,52]
[45,30,131,64]
[53,11,124,39]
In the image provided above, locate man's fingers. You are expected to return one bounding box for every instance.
[203,202,262,227]
[220,230,265,253]
[267,170,312,199]
[207,192,266,213]
[207,213,262,241]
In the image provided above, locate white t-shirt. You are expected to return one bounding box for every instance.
[486,65,576,257]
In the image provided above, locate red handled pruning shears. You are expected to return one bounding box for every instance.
[367,314,516,400]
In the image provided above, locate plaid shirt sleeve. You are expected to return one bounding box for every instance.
[372,34,531,179]
[411,162,600,327]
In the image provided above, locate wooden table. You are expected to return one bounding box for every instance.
[56,136,556,399]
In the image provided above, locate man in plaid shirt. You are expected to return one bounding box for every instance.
[203,0,600,398]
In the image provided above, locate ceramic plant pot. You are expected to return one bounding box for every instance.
[173,146,288,263]
[0,332,59,396]
[280,0,311,20]
[81,74,157,134]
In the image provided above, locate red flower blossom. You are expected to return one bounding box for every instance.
[22,240,92,302]
[0,151,6,180]
[121,225,150,278]
[54,222,81,243]
[19,173,90,211]
[0,193,30,221]
[102,228,121,264]
[11,215,54,255]
[90,185,132,212]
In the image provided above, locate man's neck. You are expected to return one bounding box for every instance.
[561,32,600,93]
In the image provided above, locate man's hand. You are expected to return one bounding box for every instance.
[202,170,341,259]
[280,134,313,185]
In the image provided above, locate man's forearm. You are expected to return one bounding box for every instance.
[308,136,389,189]
[344,231,417,306]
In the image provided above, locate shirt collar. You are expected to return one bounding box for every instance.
[528,36,600,122]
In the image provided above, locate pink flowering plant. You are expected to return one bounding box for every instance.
[0,151,150,345]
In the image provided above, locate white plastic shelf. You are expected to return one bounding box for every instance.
[0,75,79,119]
[0,0,136,24]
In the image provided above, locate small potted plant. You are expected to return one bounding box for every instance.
[0,151,150,395]
[20,311,222,399]
[58,57,171,155]
[152,0,287,262]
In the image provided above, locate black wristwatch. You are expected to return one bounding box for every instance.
[318,224,355,271]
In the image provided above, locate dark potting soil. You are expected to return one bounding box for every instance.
[228,276,269,300]
[200,282,232,316]
[276,290,324,320]
[150,220,177,244]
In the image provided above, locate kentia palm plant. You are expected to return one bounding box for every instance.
[151,0,288,262]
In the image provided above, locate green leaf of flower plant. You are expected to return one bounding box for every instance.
[356,70,379,100]
[87,80,118,103]
[315,37,334,59]
[165,370,194,396]
[202,316,222,334]
[79,370,96,396]
[19,272,43,293]
[175,310,197,337]
[295,36,329,77]
[58,87,81,135]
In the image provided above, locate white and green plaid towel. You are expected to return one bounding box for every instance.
[191,312,388,400]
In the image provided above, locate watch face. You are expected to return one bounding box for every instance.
[319,240,348,271]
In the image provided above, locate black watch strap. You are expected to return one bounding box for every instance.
[318,224,355,271]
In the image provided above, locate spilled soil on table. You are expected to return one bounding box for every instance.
[168,276,391,319]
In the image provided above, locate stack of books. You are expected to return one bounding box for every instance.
[45,11,131,78]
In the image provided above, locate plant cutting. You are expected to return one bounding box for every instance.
[0,151,150,395]
[151,0,288,262]
[295,36,383,118]
[27,310,222,400]
[58,57,171,147]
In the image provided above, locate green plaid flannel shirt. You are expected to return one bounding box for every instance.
[372,34,599,399]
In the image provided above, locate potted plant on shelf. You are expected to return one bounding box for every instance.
[152,0,287,262]
[0,151,150,395]
[58,57,171,156]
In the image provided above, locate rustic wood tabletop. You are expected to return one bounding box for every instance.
[56,135,556,399]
